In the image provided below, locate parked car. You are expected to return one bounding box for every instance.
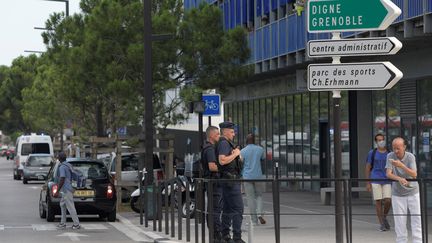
[1,145,8,156]
[108,152,164,202]
[39,158,117,222]
[6,146,15,160]
[22,154,53,184]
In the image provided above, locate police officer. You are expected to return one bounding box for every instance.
[216,121,245,243]
[201,126,223,242]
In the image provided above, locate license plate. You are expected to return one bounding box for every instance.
[74,190,94,197]
[37,175,45,180]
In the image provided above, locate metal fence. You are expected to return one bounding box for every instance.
[139,176,432,243]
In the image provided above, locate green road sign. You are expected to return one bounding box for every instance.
[307,0,401,33]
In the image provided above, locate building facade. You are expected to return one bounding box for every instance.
[185,0,432,191]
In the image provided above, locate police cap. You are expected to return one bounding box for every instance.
[219,121,235,129]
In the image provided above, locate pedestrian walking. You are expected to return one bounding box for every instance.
[201,126,223,242]
[386,137,422,243]
[216,121,245,243]
[365,133,391,231]
[55,151,80,230]
[241,134,266,226]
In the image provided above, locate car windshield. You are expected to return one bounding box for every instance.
[28,156,52,167]
[21,143,50,155]
[71,162,108,179]
[121,155,139,171]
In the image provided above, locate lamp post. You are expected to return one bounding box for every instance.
[44,0,69,16]
[42,0,69,152]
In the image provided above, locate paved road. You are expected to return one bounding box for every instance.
[0,156,151,242]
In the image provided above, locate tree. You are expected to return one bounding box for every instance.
[0,55,39,134]
[21,0,250,137]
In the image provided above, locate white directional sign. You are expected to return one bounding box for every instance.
[308,37,402,57]
[308,62,403,91]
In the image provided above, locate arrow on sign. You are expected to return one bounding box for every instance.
[308,62,403,91]
[308,0,401,33]
[57,232,88,241]
[308,37,402,57]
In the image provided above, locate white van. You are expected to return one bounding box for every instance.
[14,134,54,180]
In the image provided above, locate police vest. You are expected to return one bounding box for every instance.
[216,137,242,177]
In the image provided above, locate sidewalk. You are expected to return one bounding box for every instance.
[118,191,431,243]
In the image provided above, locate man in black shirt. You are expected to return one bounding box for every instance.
[217,121,244,243]
[201,126,222,242]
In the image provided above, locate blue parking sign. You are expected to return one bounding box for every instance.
[202,94,221,116]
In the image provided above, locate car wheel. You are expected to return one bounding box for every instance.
[181,199,195,219]
[130,196,143,214]
[16,173,21,180]
[46,199,55,222]
[23,178,28,184]
[39,197,46,218]
[107,208,116,222]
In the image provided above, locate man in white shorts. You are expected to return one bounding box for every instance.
[365,133,391,231]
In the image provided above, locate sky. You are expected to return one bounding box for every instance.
[0,0,81,66]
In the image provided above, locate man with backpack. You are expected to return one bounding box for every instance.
[201,126,222,242]
[365,133,391,232]
[54,152,81,230]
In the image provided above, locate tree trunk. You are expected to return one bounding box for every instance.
[96,103,104,137]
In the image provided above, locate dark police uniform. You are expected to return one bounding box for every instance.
[216,122,244,242]
[201,141,223,241]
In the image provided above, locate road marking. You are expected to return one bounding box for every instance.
[4,225,33,229]
[80,223,108,230]
[32,224,57,231]
[57,232,88,241]
[0,225,4,231]
[114,214,164,242]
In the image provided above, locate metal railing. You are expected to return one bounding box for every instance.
[140,176,431,243]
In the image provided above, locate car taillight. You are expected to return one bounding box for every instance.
[51,184,58,196]
[107,184,114,199]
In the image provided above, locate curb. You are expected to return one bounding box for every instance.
[117,214,181,243]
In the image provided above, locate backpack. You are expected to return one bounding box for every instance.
[370,148,390,171]
[61,162,86,188]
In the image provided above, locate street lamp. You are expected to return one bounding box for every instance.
[43,0,69,16]
[40,0,70,152]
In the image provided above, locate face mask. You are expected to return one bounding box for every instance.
[377,140,386,148]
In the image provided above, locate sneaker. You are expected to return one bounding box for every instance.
[234,239,246,243]
[56,223,66,230]
[379,224,387,232]
[383,218,390,230]
[71,224,81,230]
[258,216,266,225]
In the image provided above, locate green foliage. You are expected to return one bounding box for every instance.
[1,0,250,137]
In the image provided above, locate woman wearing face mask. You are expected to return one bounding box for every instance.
[365,133,392,232]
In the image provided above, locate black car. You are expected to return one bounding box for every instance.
[39,158,117,222]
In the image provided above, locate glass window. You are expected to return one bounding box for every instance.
[310,93,320,191]
[27,156,52,167]
[286,95,294,177]
[21,143,50,155]
[293,94,302,178]
[417,79,432,178]
[372,90,387,138]
[387,84,401,144]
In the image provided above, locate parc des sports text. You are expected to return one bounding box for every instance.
[310,3,363,28]
[311,67,376,79]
